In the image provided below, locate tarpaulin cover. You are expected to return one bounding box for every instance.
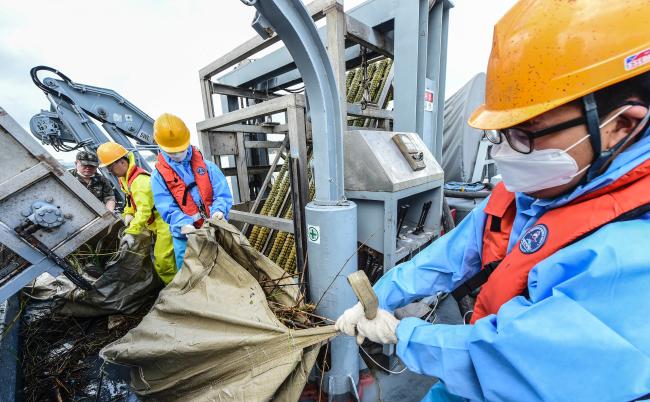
[25,231,160,317]
[100,219,337,401]
[442,73,486,183]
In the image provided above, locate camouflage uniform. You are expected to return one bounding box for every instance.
[70,150,116,204]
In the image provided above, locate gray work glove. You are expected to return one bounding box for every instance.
[123,214,134,226]
[120,233,136,250]
[181,224,195,235]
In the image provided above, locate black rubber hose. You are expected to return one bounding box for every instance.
[444,189,492,199]
[30,65,76,105]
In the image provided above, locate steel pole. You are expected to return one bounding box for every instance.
[244,0,359,399]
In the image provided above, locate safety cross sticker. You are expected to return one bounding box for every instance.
[307,224,320,244]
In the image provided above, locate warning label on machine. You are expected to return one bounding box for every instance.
[424,90,434,112]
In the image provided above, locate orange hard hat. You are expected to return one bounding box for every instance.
[153,113,190,153]
[97,142,128,167]
[469,0,650,130]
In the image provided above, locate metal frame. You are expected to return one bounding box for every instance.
[212,0,452,137]
[197,94,309,272]
[197,0,452,276]
[0,107,116,303]
[197,0,397,227]
[346,179,443,270]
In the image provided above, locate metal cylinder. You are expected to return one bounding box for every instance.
[306,201,359,400]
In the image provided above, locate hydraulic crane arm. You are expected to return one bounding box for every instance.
[29,66,157,170]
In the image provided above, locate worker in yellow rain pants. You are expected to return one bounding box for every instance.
[97,142,177,284]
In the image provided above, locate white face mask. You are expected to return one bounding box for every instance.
[168,149,188,162]
[492,106,631,194]
[491,136,590,193]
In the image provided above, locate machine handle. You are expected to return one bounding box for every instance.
[14,220,94,291]
[347,270,378,320]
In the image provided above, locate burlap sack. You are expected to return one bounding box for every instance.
[101,219,336,401]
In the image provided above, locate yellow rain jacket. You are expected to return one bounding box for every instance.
[119,153,177,284]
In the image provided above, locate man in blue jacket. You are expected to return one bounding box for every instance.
[151,113,232,269]
[336,1,650,401]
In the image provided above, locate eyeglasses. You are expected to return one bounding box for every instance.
[487,101,645,154]
[485,115,587,154]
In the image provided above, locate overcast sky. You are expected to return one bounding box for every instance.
[0,0,516,160]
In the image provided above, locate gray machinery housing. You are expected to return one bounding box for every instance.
[0,107,117,303]
[345,130,443,269]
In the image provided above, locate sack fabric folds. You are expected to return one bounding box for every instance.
[101,219,337,401]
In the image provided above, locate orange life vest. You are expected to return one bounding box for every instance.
[122,166,155,225]
[459,159,650,324]
[155,146,213,228]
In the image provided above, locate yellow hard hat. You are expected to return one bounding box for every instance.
[153,113,190,153]
[97,142,128,167]
[469,0,650,130]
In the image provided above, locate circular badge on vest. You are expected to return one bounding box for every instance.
[519,224,548,254]
[196,167,206,175]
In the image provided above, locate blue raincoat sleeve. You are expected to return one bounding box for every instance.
[373,199,489,312]
[151,169,194,238]
[205,160,233,218]
[394,216,650,402]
